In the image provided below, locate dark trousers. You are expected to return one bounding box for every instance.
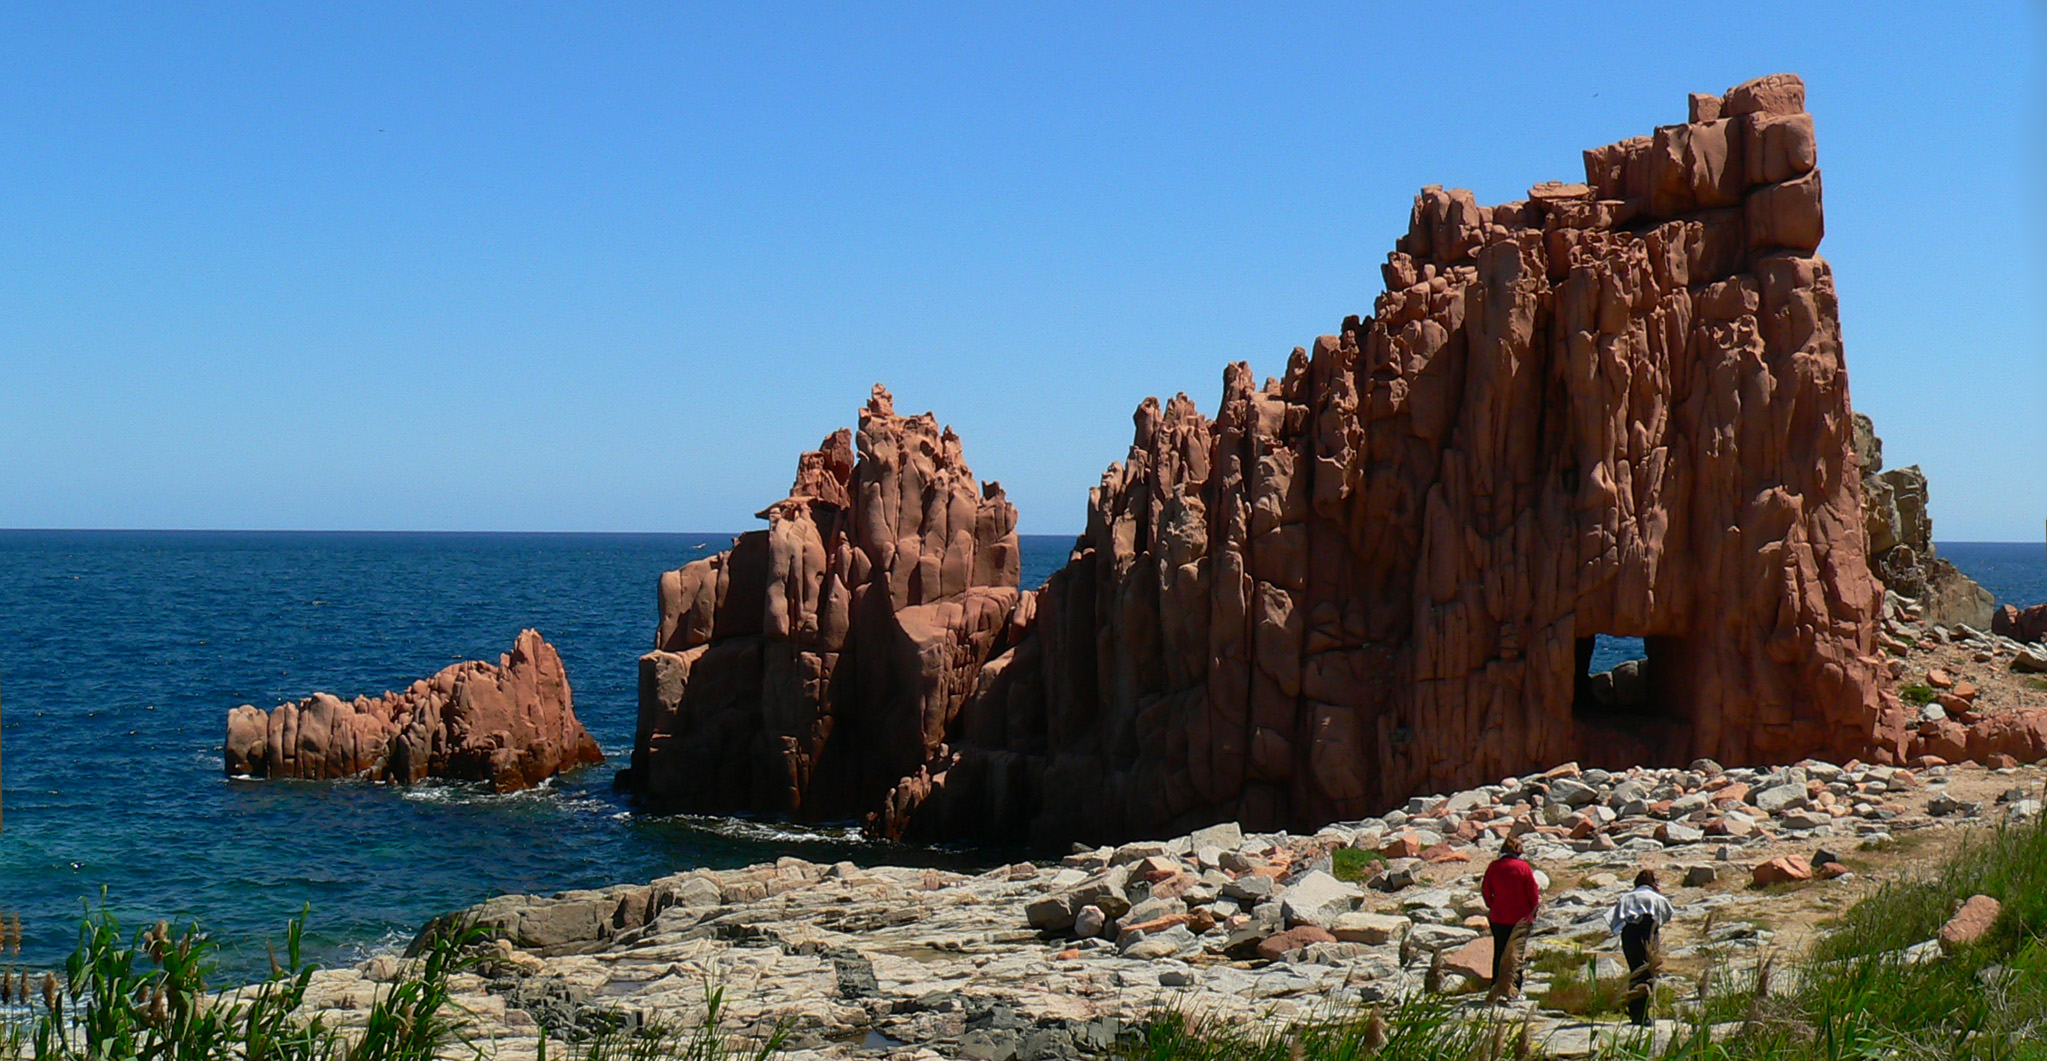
[1490,922,1523,993]
[1621,920,1657,1025]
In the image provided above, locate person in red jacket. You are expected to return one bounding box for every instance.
[1480,836,1541,999]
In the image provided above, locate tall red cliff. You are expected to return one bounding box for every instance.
[629,75,1948,844]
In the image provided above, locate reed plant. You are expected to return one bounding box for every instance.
[0,897,483,1061]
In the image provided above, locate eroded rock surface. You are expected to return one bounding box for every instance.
[628,73,2047,846]
[1851,412,1995,629]
[624,386,1021,820]
[876,73,1909,844]
[223,630,602,792]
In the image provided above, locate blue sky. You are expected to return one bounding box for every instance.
[1,2,2039,538]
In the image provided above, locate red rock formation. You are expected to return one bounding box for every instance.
[1993,604,2047,644]
[635,74,2047,845]
[871,73,1913,844]
[625,386,1022,818]
[223,629,602,792]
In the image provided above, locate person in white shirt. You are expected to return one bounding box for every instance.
[1607,869,1675,1026]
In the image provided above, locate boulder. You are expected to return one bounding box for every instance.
[1073,905,1107,939]
[1938,895,2001,952]
[223,630,601,792]
[1443,935,1496,982]
[1328,911,1410,945]
[1254,926,1336,962]
[1992,604,2047,644]
[2013,647,2047,675]
[1752,857,1812,886]
[1753,784,1810,814]
[1279,870,1363,928]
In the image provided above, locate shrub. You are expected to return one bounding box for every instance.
[1330,847,1384,883]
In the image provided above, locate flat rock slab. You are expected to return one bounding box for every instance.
[1444,934,1495,982]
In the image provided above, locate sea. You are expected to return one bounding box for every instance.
[0,531,2039,978]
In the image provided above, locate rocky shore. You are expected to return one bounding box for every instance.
[286,604,2045,1060]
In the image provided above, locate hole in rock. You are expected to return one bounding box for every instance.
[1574,634,1649,715]
[1571,633,1689,764]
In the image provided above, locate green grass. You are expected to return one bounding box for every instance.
[1618,811,2047,1059]
[0,900,786,1061]
[1897,683,1937,706]
[1116,994,1516,1061]
[1331,847,1386,883]
[1115,812,2047,1060]
[2024,677,2047,693]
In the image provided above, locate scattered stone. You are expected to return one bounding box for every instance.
[1940,895,2002,952]
[1328,912,1410,945]
[1752,857,1813,886]
[1073,905,1106,939]
[1255,926,1336,962]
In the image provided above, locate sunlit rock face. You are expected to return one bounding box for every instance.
[632,74,1930,846]
[625,385,1022,821]
[225,629,602,791]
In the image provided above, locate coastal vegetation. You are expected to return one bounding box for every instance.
[1895,683,1938,707]
[1,808,2040,1059]
[0,904,779,1061]
[1116,810,2047,1060]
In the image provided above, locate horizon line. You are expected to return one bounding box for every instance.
[0,526,1089,538]
[0,527,2036,546]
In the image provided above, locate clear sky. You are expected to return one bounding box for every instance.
[1,2,2039,539]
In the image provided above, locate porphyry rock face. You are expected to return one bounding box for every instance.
[874,73,1909,845]
[624,385,1022,819]
[224,630,602,792]
[1992,604,2047,645]
[631,74,1937,846]
[1851,412,1994,629]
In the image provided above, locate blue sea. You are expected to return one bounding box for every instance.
[0,531,2038,978]
[0,530,1074,978]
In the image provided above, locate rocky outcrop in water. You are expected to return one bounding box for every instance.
[1850,413,1995,629]
[630,74,1954,844]
[622,386,1021,820]
[224,629,602,791]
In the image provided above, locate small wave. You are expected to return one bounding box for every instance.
[334,927,413,965]
[660,814,865,845]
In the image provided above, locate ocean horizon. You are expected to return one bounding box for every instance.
[0,530,2041,978]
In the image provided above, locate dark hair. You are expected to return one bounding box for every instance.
[1500,836,1524,857]
[1635,869,1658,889]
